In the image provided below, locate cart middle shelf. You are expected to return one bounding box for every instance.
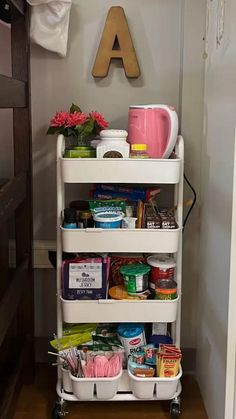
[61,296,180,323]
[60,227,182,253]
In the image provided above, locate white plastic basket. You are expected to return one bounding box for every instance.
[128,366,182,400]
[69,369,122,401]
[61,297,180,324]
[60,227,181,254]
[61,367,73,393]
[60,157,181,184]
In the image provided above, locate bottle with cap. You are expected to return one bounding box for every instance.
[79,210,94,228]
[63,208,77,229]
[130,144,150,159]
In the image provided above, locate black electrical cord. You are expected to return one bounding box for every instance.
[183,172,197,231]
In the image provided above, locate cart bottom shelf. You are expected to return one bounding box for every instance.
[57,369,182,402]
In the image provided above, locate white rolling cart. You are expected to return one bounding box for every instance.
[53,134,184,418]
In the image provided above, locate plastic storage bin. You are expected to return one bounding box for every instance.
[128,366,182,400]
[61,367,73,393]
[60,156,182,184]
[69,369,122,401]
[60,227,181,254]
[61,297,180,324]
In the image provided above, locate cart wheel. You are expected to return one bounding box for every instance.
[52,399,68,418]
[170,397,181,418]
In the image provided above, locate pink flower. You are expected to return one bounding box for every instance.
[90,111,109,129]
[66,112,88,127]
[50,111,69,127]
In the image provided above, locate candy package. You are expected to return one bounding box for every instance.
[128,360,155,378]
[50,324,96,350]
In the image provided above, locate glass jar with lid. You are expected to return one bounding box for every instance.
[130,144,150,159]
[96,130,130,158]
[79,210,94,228]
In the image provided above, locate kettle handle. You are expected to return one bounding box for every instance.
[161,106,179,158]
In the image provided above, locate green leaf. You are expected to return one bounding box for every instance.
[67,128,76,137]
[70,103,82,113]
[81,119,95,136]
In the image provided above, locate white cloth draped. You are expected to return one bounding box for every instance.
[27,0,72,57]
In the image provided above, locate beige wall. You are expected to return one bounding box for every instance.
[31,0,182,240]
[0,2,206,350]
[30,0,183,339]
[181,0,206,347]
[197,0,236,418]
[31,0,205,346]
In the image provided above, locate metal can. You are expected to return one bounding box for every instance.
[147,255,175,290]
[155,278,177,300]
[120,264,150,294]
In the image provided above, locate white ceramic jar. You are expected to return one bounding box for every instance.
[96,129,130,158]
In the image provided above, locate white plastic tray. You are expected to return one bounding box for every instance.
[60,227,181,253]
[58,369,182,401]
[61,296,179,323]
[60,157,181,184]
[128,366,182,400]
[69,369,122,400]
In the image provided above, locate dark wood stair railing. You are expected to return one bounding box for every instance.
[0,1,34,417]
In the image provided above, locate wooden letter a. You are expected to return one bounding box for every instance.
[92,6,140,78]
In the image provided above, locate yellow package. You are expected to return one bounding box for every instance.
[158,355,180,378]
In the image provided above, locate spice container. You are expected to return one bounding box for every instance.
[147,255,175,290]
[79,210,93,228]
[63,208,77,229]
[155,278,177,300]
[130,144,150,159]
[120,264,150,294]
[96,130,130,158]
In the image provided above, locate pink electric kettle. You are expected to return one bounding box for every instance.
[128,104,178,158]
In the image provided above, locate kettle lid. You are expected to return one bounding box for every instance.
[129,104,175,110]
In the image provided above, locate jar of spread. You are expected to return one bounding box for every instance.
[147,255,175,290]
[79,210,93,228]
[155,278,177,300]
[130,144,150,159]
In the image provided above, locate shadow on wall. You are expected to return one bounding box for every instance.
[33,124,57,240]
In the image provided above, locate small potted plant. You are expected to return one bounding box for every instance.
[47,103,109,158]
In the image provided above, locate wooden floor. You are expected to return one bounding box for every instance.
[14,365,208,419]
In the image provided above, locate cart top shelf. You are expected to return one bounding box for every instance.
[60,158,181,184]
[58,135,184,185]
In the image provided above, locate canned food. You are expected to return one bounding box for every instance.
[155,277,177,300]
[120,264,150,294]
[147,255,175,290]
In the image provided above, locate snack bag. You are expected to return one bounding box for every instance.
[88,199,126,215]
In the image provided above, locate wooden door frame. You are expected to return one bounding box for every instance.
[225,128,236,419]
[0,1,34,417]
